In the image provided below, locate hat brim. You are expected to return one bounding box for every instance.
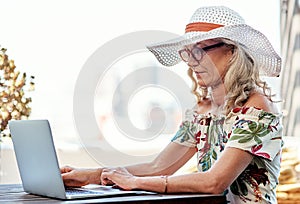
[147,24,281,77]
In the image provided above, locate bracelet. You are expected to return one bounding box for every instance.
[165,175,168,193]
[161,175,168,193]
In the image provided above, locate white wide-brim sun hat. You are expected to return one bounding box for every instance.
[147,6,281,77]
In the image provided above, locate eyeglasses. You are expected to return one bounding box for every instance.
[178,42,225,64]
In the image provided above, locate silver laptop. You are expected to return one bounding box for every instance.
[9,119,154,200]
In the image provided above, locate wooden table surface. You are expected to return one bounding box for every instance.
[0,184,227,204]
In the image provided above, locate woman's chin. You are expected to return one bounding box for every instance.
[197,79,210,88]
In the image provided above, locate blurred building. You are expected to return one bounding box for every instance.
[281,0,300,136]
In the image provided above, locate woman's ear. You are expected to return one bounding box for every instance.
[227,44,235,54]
[225,47,234,63]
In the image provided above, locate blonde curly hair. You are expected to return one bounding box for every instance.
[187,38,275,115]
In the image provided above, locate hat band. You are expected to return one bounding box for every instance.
[185,22,224,33]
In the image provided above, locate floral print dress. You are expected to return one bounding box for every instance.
[171,106,283,203]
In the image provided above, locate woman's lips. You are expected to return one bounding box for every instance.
[194,71,206,76]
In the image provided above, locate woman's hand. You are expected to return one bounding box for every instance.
[101,167,138,190]
[60,166,102,187]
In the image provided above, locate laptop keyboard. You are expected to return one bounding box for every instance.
[66,188,103,195]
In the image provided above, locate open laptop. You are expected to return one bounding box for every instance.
[9,119,155,200]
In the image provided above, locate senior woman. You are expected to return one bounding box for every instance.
[61,6,282,203]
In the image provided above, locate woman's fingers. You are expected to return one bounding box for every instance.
[101,169,115,185]
[101,168,136,190]
[60,165,74,173]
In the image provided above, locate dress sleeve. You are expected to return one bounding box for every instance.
[171,108,197,148]
[226,107,283,161]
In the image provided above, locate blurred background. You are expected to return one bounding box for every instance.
[1,0,299,192]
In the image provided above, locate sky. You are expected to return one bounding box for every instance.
[1,0,281,147]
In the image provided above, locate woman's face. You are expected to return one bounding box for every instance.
[181,39,233,88]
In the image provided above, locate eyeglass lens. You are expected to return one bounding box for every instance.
[179,42,225,62]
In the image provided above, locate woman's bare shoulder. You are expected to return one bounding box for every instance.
[244,91,278,114]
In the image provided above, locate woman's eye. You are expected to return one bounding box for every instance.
[192,48,202,56]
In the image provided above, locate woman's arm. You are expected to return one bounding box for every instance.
[61,142,196,187]
[125,142,196,176]
[163,147,253,194]
[101,147,253,194]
